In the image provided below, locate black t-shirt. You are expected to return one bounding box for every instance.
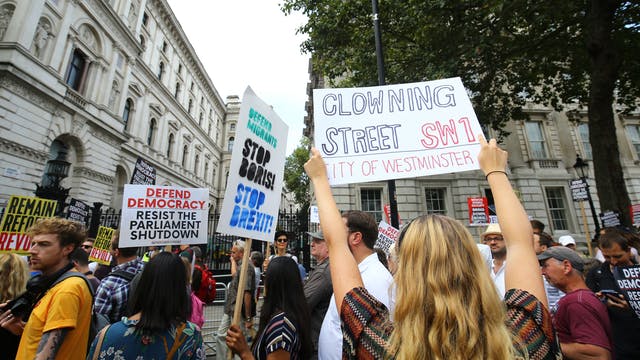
[586,263,640,359]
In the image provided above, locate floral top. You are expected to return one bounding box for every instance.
[87,317,205,360]
[341,287,562,360]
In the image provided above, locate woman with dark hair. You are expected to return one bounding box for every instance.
[87,252,205,359]
[226,256,312,359]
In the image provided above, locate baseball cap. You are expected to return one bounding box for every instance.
[306,231,324,240]
[537,246,584,272]
[558,235,576,247]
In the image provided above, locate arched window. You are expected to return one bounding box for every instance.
[158,62,164,80]
[204,162,209,182]
[174,82,180,98]
[122,98,133,130]
[194,154,200,175]
[166,133,174,158]
[139,35,145,48]
[227,137,234,152]
[208,122,212,136]
[182,145,189,167]
[66,49,88,91]
[199,112,203,126]
[230,123,236,131]
[147,118,156,146]
[188,99,193,114]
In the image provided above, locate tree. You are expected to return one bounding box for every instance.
[282,0,640,226]
[284,136,311,208]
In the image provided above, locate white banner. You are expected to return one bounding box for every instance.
[313,77,484,185]
[119,185,209,248]
[217,87,288,242]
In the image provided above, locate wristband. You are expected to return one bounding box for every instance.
[485,170,507,180]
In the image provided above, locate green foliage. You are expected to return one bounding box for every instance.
[284,137,311,207]
[282,0,639,130]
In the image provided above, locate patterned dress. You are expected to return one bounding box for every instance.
[341,287,562,359]
[252,312,302,360]
[87,317,205,359]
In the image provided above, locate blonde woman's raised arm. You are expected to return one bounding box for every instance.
[477,136,547,308]
[304,148,363,310]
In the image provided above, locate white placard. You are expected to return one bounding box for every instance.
[310,205,320,224]
[376,220,399,255]
[119,185,209,248]
[217,87,288,242]
[313,77,484,185]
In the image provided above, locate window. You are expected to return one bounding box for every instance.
[158,62,164,80]
[188,99,193,114]
[142,12,149,26]
[199,112,203,126]
[626,125,640,158]
[162,41,167,53]
[204,162,209,182]
[230,123,236,132]
[178,63,183,75]
[194,154,200,175]
[525,121,548,159]
[122,98,133,130]
[139,35,145,48]
[208,122,212,136]
[360,189,383,222]
[182,145,189,167]
[167,133,174,158]
[174,83,180,99]
[147,118,156,146]
[66,49,87,91]
[425,187,447,215]
[545,187,569,231]
[227,137,234,152]
[190,82,195,91]
[577,123,592,159]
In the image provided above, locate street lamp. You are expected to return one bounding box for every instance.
[35,148,71,216]
[573,155,601,236]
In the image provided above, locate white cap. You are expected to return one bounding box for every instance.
[558,235,576,247]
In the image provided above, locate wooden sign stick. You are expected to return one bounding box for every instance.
[227,238,253,359]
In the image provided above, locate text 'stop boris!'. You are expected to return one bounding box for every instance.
[217,87,288,242]
[313,77,484,185]
[119,185,209,248]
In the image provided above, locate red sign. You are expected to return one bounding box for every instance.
[468,197,489,226]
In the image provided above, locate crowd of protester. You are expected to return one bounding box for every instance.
[1,137,639,359]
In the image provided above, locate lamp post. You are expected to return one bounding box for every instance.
[573,155,601,237]
[35,148,71,216]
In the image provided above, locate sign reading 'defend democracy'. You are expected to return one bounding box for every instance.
[67,198,89,224]
[217,87,288,242]
[613,265,640,319]
[313,77,484,185]
[119,185,209,247]
[0,195,57,253]
[376,220,399,255]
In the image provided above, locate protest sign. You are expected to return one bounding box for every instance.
[570,179,589,202]
[631,204,640,227]
[376,220,399,255]
[217,87,288,242]
[599,210,621,228]
[89,226,114,265]
[313,77,484,185]
[468,197,489,226]
[310,206,320,224]
[119,185,209,248]
[67,198,89,224]
[0,195,57,253]
[612,265,640,319]
[130,157,156,185]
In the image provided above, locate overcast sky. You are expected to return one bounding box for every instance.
[166,0,310,155]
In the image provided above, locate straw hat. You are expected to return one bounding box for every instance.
[481,223,502,241]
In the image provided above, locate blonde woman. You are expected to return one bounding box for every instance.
[304,137,561,359]
[0,254,29,303]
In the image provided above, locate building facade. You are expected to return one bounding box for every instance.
[304,64,640,246]
[0,0,238,214]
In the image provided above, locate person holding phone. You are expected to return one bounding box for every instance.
[586,229,640,359]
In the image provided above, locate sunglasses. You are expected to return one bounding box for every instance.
[81,245,93,249]
[276,238,288,243]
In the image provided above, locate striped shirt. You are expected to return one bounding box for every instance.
[253,312,302,360]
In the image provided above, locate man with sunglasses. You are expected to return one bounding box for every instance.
[482,223,507,298]
[318,211,393,360]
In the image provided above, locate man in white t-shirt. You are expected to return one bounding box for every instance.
[318,211,394,360]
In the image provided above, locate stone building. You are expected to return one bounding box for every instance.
[304,62,640,246]
[0,0,238,214]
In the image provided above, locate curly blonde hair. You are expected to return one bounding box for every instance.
[0,253,29,303]
[388,215,513,359]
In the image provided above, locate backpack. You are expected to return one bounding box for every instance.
[52,272,110,350]
[193,264,216,304]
